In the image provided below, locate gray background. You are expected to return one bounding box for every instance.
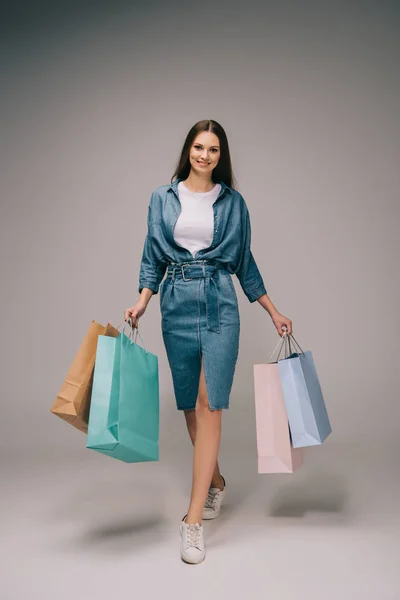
[1,1,399,598]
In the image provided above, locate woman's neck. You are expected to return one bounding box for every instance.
[183,173,215,193]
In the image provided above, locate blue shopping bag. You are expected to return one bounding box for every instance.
[275,332,332,448]
[86,321,159,462]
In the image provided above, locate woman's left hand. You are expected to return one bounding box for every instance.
[271,312,293,336]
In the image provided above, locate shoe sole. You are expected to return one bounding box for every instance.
[202,507,222,519]
[180,554,205,564]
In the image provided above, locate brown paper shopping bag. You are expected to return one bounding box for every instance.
[50,320,119,433]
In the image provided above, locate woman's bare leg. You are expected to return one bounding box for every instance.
[184,356,224,524]
[184,409,224,490]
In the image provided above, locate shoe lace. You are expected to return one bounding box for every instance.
[186,523,202,549]
[204,488,219,509]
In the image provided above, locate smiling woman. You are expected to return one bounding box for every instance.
[124,119,292,564]
[184,132,222,187]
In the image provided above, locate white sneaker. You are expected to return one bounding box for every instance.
[202,476,226,520]
[179,514,205,564]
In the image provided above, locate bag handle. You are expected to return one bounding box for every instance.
[281,325,304,356]
[126,318,148,354]
[116,319,148,354]
[267,327,304,363]
[268,333,286,363]
[288,332,304,354]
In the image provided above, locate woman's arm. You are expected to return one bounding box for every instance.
[235,199,267,302]
[138,287,154,309]
[237,195,292,335]
[256,293,279,317]
[138,192,168,303]
[125,192,166,324]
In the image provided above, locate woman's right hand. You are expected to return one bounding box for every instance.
[124,300,147,329]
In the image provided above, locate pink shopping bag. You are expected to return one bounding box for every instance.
[254,361,303,473]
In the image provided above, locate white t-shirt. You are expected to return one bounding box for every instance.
[173,181,221,257]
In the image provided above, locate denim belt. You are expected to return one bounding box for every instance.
[165,259,226,333]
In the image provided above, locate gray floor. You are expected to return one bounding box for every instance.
[2,437,399,600]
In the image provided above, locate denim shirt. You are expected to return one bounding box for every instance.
[138,177,267,302]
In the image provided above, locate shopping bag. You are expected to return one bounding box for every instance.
[51,320,119,433]
[86,321,159,463]
[254,360,303,473]
[277,333,332,448]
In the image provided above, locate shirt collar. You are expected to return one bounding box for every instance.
[168,177,229,196]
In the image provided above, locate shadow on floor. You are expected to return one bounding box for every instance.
[53,514,168,555]
[268,470,348,519]
[79,515,165,543]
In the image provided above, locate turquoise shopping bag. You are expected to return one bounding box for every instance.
[86,321,159,462]
[275,332,332,448]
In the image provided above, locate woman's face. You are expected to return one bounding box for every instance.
[189,131,221,175]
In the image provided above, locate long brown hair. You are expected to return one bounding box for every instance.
[171,120,238,190]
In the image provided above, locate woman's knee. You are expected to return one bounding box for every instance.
[195,395,222,415]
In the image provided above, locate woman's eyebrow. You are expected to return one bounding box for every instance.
[194,143,220,149]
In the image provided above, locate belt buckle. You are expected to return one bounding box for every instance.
[181,263,192,281]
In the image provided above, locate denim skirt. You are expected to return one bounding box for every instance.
[159,260,240,411]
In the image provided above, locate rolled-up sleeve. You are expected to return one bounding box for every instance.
[138,194,167,295]
[235,199,267,302]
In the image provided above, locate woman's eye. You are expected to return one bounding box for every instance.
[194,145,218,153]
